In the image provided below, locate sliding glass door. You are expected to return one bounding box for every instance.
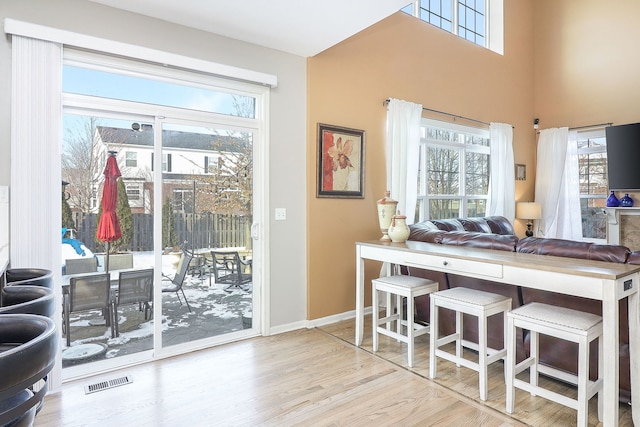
[60,52,264,378]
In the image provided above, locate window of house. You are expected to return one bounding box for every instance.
[172,188,194,213]
[401,0,504,54]
[124,180,144,208]
[125,151,137,167]
[417,119,490,221]
[205,155,221,173]
[577,129,608,241]
[151,153,172,172]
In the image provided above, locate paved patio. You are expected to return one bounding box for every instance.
[61,273,253,368]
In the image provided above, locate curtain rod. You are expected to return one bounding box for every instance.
[536,122,613,134]
[569,122,613,131]
[383,99,504,128]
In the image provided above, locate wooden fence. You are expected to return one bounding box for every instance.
[71,212,250,252]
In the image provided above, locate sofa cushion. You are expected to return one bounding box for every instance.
[408,224,446,244]
[484,216,516,235]
[627,251,640,264]
[516,237,630,263]
[440,231,518,252]
[458,217,492,233]
[429,218,465,231]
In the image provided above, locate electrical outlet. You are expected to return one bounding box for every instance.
[275,208,286,221]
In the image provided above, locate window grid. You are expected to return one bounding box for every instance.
[577,132,608,241]
[417,120,490,221]
[404,0,487,48]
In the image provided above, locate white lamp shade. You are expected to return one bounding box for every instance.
[516,202,542,220]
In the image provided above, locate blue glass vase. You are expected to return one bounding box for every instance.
[621,193,634,207]
[606,191,620,207]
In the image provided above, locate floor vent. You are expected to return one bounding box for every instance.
[84,375,133,394]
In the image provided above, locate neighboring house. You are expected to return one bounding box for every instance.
[93,126,247,215]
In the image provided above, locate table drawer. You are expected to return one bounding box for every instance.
[400,251,503,279]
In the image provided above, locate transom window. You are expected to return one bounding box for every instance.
[417,119,490,221]
[577,128,608,241]
[401,0,504,55]
[402,0,487,47]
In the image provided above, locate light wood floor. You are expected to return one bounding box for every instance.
[34,317,631,426]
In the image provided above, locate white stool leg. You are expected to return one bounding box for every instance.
[597,335,603,422]
[478,311,488,401]
[396,294,403,342]
[530,330,538,396]
[505,315,515,414]
[407,292,415,367]
[429,297,438,379]
[577,335,589,427]
[385,290,392,332]
[455,309,463,367]
[372,282,379,352]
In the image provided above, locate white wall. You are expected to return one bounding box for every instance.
[0,0,307,329]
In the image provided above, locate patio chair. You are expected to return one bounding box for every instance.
[210,251,252,292]
[113,268,154,336]
[65,257,98,275]
[63,273,114,347]
[162,252,193,312]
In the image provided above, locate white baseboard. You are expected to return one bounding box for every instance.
[266,306,372,336]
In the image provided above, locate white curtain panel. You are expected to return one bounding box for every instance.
[385,98,423,224]
[534,127,582,239]
[11,35,62,269]
[487,122,515,222]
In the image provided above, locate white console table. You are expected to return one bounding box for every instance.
[355,240,640,426]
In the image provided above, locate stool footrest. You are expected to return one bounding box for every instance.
[513,378,579,410]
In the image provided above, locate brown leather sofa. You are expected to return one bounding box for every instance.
[406,216,635,403]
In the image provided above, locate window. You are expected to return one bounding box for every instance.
[172,188,194,213]
[150,153,172,172]
[417,119,490,221]
[401,0,503,54]
[577,129,608,241]
[125,151,137,167]
[205,156,220,173]
[124,180,144,208]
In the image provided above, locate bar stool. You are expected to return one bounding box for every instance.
[372,275,438,367]
[506,303,602,427]
[429,287,511,401]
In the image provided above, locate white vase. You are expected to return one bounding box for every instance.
[376,191,398,241]
[388,211,410,243]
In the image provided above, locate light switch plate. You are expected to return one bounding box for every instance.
[275,208,286,221]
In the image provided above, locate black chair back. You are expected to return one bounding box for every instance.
[117,268,153,306]
[69,274,110,312]
[65,258,98,275]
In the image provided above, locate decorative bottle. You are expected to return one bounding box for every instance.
[620,193,634,207]
[388,211,410,243]
[606,191,620,207]
[376,191,398,241]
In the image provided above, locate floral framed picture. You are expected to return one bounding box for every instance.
[317,123,365,198]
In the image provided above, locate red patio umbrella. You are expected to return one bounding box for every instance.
[96,151,122,273]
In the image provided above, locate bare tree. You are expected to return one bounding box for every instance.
[190,96,254,216]
[62,116,103,213]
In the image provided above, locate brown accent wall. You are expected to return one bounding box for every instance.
[307,4,536,319]
[533,1,640,128]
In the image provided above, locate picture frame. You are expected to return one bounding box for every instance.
[317,123,365,198]
[515,163,526,181]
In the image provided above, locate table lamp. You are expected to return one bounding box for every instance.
[516,202,541,237]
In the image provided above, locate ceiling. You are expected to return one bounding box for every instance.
[88,0,411,57]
